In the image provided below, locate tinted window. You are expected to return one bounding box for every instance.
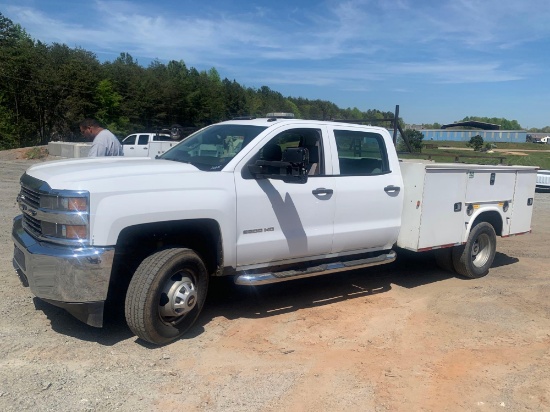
[123,135,136,145]
[138,135,149,145]
[152,135,173,142]
[244,128,324,179]
[334,130,389,175]
[262,128,323,175]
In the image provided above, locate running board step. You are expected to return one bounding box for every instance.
[234,250,396,286]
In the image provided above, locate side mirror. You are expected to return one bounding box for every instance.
[248,147,309,183]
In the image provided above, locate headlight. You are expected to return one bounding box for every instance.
[40,195,88,212]
[37,193,89,243]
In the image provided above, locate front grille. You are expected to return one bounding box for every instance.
[18,174,90,246]
[22,214,42,237]
[20,185,40,208]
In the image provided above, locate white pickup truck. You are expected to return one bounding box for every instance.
[121,132,180,158]
[536,169,550,190]
[12,118,537,345]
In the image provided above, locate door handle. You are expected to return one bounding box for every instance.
[312,188,333,195]
[384,185,401,193]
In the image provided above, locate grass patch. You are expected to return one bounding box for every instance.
[25,147,49,160]
[400,141,550,169]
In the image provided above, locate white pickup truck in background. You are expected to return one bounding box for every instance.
[12,117,537,345]
[536,169,550,190]
[121,132,180,158]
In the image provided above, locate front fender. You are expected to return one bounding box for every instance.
[88,175,237,267]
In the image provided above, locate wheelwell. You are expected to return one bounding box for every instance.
[108,219,222,304]
[471,211,503,236]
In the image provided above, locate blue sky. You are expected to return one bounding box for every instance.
[2,0,550,128]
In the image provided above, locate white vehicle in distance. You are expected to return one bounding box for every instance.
[536,170,550,190]
[122,132,179,158]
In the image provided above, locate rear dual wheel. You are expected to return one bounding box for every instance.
[125,248,208,345]
[452,222,496,279]
[434,222,497,279]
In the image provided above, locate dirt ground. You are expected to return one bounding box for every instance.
[1,151,549,412]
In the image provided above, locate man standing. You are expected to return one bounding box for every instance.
[79,119,124,157]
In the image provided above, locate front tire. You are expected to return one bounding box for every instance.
[452,222,496,279]
[125,248,208,345]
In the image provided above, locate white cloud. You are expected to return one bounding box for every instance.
[2,0,548,87]
[389,61,526,83]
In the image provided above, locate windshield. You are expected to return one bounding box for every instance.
[159,124,267,171]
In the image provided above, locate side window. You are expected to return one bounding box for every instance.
[123,135,136,145]
[138,135,149,145]
[153,135,173,142]
[334,130,389,175]
[258,128,324,176]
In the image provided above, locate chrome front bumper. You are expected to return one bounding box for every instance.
[12,215,115,327]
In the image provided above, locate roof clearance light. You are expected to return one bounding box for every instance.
[266,112,295,119]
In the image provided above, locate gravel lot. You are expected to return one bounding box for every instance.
[1,155,549,411]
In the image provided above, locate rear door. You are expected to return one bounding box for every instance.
[327,126,403,253]
[135,134,150,157]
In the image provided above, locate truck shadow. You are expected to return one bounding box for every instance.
[32,298,135,346]
[36,250,520,346]
[198,251,450,324]
[491,252,519,268]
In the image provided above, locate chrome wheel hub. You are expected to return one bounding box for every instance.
[472,234,490,268]
[159,275,197,319]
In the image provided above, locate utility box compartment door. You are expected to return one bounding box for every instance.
[417,169,467,249]
[509,170,536,234]
[464,169,516,203]
[398,163,467,251]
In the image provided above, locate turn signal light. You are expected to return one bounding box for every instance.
[66,197,88,212]
[64,225,87,239]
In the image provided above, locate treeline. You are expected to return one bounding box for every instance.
[0,13,395,150]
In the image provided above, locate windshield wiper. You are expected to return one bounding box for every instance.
[158,156,192,164]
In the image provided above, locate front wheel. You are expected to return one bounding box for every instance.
[125,248,208,345]
[452,222,497,279]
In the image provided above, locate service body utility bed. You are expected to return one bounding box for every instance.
[397,162,536,251]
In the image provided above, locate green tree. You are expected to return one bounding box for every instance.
[283,99,302,118]
[95,79,125,132]
[461,116,522,130]
[0,91,17,149]
[399,129,424,152]
[421,122,441,129]
[467,134,484,151]
[102,53,146,131]
[223,78,248,118]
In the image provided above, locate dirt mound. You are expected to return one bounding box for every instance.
[0,146,51,161]
[504,151,529,156]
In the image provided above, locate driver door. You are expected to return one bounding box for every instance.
[234,125,335,267]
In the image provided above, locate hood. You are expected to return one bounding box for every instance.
[25,157,204,190]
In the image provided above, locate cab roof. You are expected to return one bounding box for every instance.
[219,117,388,132]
